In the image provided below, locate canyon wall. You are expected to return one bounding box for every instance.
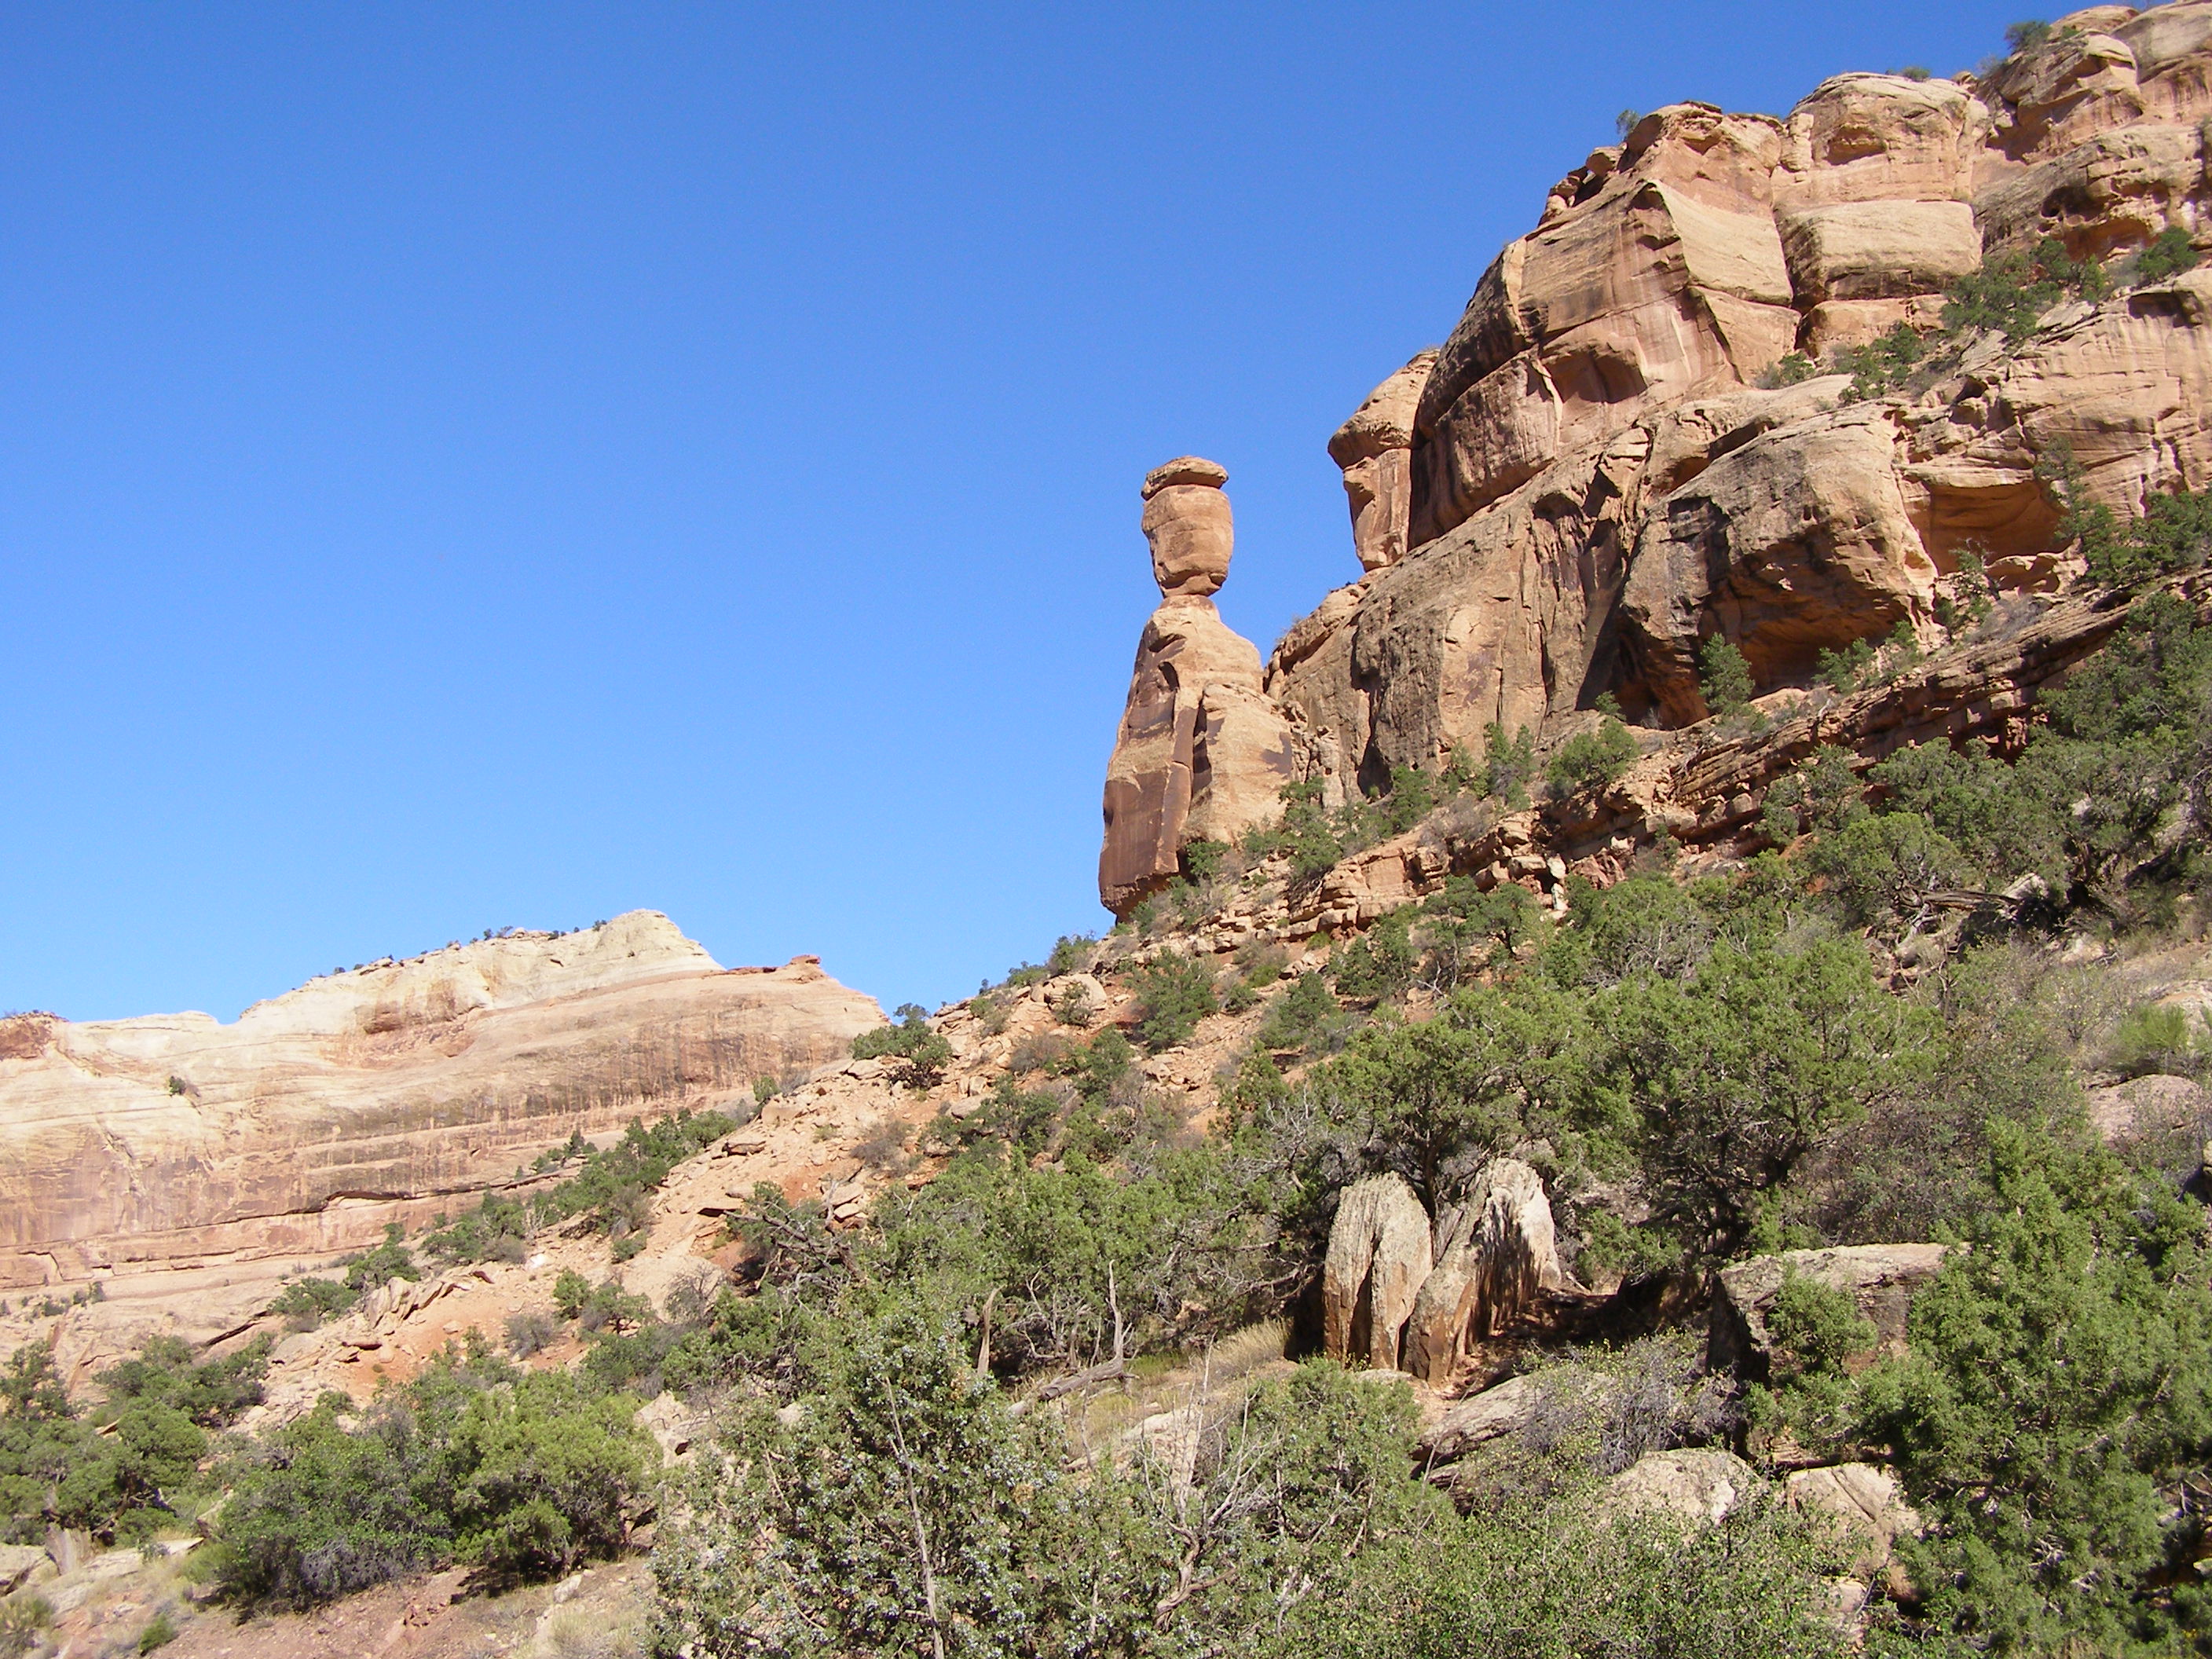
[1102,2,2212,906]
[0,911,881,1291]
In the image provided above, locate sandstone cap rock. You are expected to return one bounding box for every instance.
[1140,456,1228,499]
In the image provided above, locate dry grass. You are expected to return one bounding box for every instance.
[535,1600,647,1659]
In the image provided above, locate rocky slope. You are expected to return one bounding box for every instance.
[0,912,881,1359]
[1101,1,2212,910]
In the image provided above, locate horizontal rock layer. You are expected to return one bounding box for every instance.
[0,911,881,1291]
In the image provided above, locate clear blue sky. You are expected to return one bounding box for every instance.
[3,2,2029,1021]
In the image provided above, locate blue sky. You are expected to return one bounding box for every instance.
[2,1,2031,1021]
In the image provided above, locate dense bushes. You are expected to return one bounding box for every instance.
[209,1346,652,1608]
[425,1108,736,1264]
[0,1337,267,1546]
[269,1225,419,1328]
[853,1003,954,1090]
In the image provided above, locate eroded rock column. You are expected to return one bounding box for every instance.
[1098,458,1302,914]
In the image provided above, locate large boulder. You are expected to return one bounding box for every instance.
[1404,1159,1577,1384]
[1099,460,1304,913]
[1322,1174,1434,1371]
[1709,1243,1950,1381]
[1623,404,1936,723]
[1605,1448,1760,1525]
[1785,1462,1922,1588]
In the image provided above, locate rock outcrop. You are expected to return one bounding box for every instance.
[1329,351,1438,573]
[1100,460,1304,913]
[1109,9,2212,859]
[1320,1173,1434,1370]
[0,913,881,1295]
[1708,1243,1951,1380]
[1403,1158,1577,1384]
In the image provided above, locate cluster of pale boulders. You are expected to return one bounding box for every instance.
[1319,1161,1584,1384]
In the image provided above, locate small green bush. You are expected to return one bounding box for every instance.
[1128,954,1217,1052]
[851,1006,953,1091]
[1698,635,1755,716]
[1545,716,1637,794]
[2133,225,2199,285]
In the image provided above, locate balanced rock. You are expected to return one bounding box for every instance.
[1099,460,1302,913]
[1328,350,1438,572]
[1404,1158,1577,1384]
[1321,1173,1434,1371]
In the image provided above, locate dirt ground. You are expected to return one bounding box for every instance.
[39,1555,650,1659]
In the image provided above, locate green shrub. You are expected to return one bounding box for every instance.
[1129,953,1218,1052]
[1544,715,1637,794]
[1857,1126,2212,1652]
[213,1354,652,1609]
[852,1005,954,1090]
[1833,320,1926,399]
[1254,971,1344,1054]
[1698,634,1756,716]
[135,1610,177,1653]
[1330,907,1417,1002]
[2134,225,2199,284]
[1478,720,1539,807]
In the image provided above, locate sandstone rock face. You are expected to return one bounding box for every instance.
[1411,104,1796,550]
[1239,27,2212,798]
[1709,1243,1950,1381]
[1404,1159,1575,1384]
[1101,461,1304,913]
[1330,350,1438,572]
[1321,1173,1434,1370]
[0,913,881,1293]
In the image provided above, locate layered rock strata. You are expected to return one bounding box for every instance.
[0,912,881,1293]
[1105,6,2212,894]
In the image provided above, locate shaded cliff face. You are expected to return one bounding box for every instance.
[0,911,882,1290]
[1270,4,2212,793]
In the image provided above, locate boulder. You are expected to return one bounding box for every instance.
[1329,350,1439,572]
[1415,1367,1610,1463]
[1774,75,1984,211]
[1784,1462,1922,1588]
[1100,462,1304,913]
[0,1543,46,1595]
[1605,1447,1759,1525]
[1322,1174,1434,1371]
[2086,1071,2212,1144]
[1622,404,1935,724]
[1404,1159,1577,1384]
[1141,456,1234,598]
[1779,200,1982,302]
[1709,1243,1950,1381]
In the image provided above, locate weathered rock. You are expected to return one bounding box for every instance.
[1322,1174,1434,1371]
[1415,1367,1610,1463]
[1709,1244,1950,1381]
[1774,75,1984,211]
[1101,462,1304,912]
[1412,104,1796,546]
[2086,1071,2212,1144]
[1404,1159,1576,1384]
[1785,1462,1922,1587]
[1141,456,1233,598]
[0,914,879,1302]
[1329,350,1439,572]
[1623,403,1936,723]
[0,1543,46,1594]
[1605,1447,1759,1525]
[1780,199,1982,302]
